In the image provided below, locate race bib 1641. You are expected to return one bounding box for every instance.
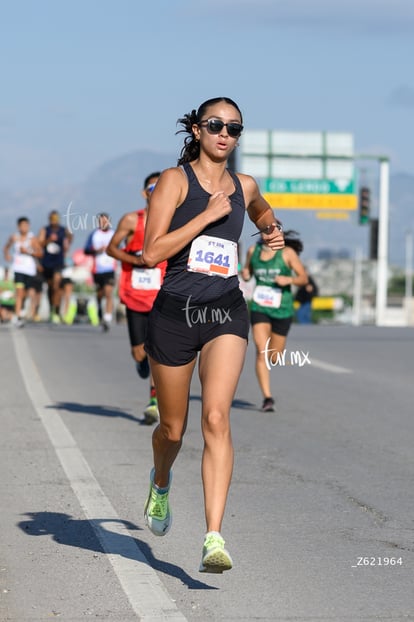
[187,235,238,279]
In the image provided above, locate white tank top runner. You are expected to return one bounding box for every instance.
[12,232,37,276]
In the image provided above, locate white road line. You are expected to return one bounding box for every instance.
[310,357,352,374]
[12,329,187,622]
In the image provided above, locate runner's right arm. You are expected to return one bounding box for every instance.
[106,213,141,266]
[3,234,15,263]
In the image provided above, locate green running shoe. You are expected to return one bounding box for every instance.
[199,532,233,573]
[87,300,100,326]
[143,400,159,425]
[50,312,61,325]
[63,300,77,325]
[144,468,172,536]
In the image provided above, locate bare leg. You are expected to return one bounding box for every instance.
[252,323,287,399]
[268,332,287,368]
[96,286,104,321]
[198,335,247,533]
[149,356,197,488]
[14,286,25,318]
[131,343,152,386]
[61,283,73,317]
[131,343,146,364]
[252,322,273,398]
[51,272,62,312]
[46,278,53,309]
[27,287,36,319]
[33,288,42,319]
[103,283,114,316]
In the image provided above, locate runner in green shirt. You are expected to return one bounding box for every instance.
[241,230,308,412]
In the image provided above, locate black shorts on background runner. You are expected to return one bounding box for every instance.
[126,308,150,347]
[250,311,292,337]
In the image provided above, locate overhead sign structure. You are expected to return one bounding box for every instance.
[263,193,357,210]
[240,129,392,327]
[240,130,357,212]
[263,177,357,210]
[316,211,350,220]
[264,179,355,194]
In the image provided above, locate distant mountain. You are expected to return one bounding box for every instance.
[79,150,176,218]
[0,150,413,267]
[0,150,176,251]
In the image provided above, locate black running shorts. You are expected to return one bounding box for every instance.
[93,271,116,288]
[145,287,249,366]
[14,272,35,289]
[126,307,150,347]
[42,266,63,280]
[250,310,293,337]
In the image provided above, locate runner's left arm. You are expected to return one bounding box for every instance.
[239,174,284,251]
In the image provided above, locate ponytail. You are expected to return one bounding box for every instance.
[176,109,200,165]
[284,230,304,255]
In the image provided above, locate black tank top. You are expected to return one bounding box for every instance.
[41,225,66,268]
[162,162,245,302]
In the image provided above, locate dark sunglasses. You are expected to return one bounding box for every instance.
[145,183,156,193]
[199,118,243,138]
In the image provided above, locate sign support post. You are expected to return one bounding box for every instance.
[375,158,390,326]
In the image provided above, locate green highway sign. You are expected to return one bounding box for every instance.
[264,178,355,195]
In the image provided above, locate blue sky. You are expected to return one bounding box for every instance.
[1,0,414,191]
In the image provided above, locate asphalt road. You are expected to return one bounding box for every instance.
[0,319,413,621]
